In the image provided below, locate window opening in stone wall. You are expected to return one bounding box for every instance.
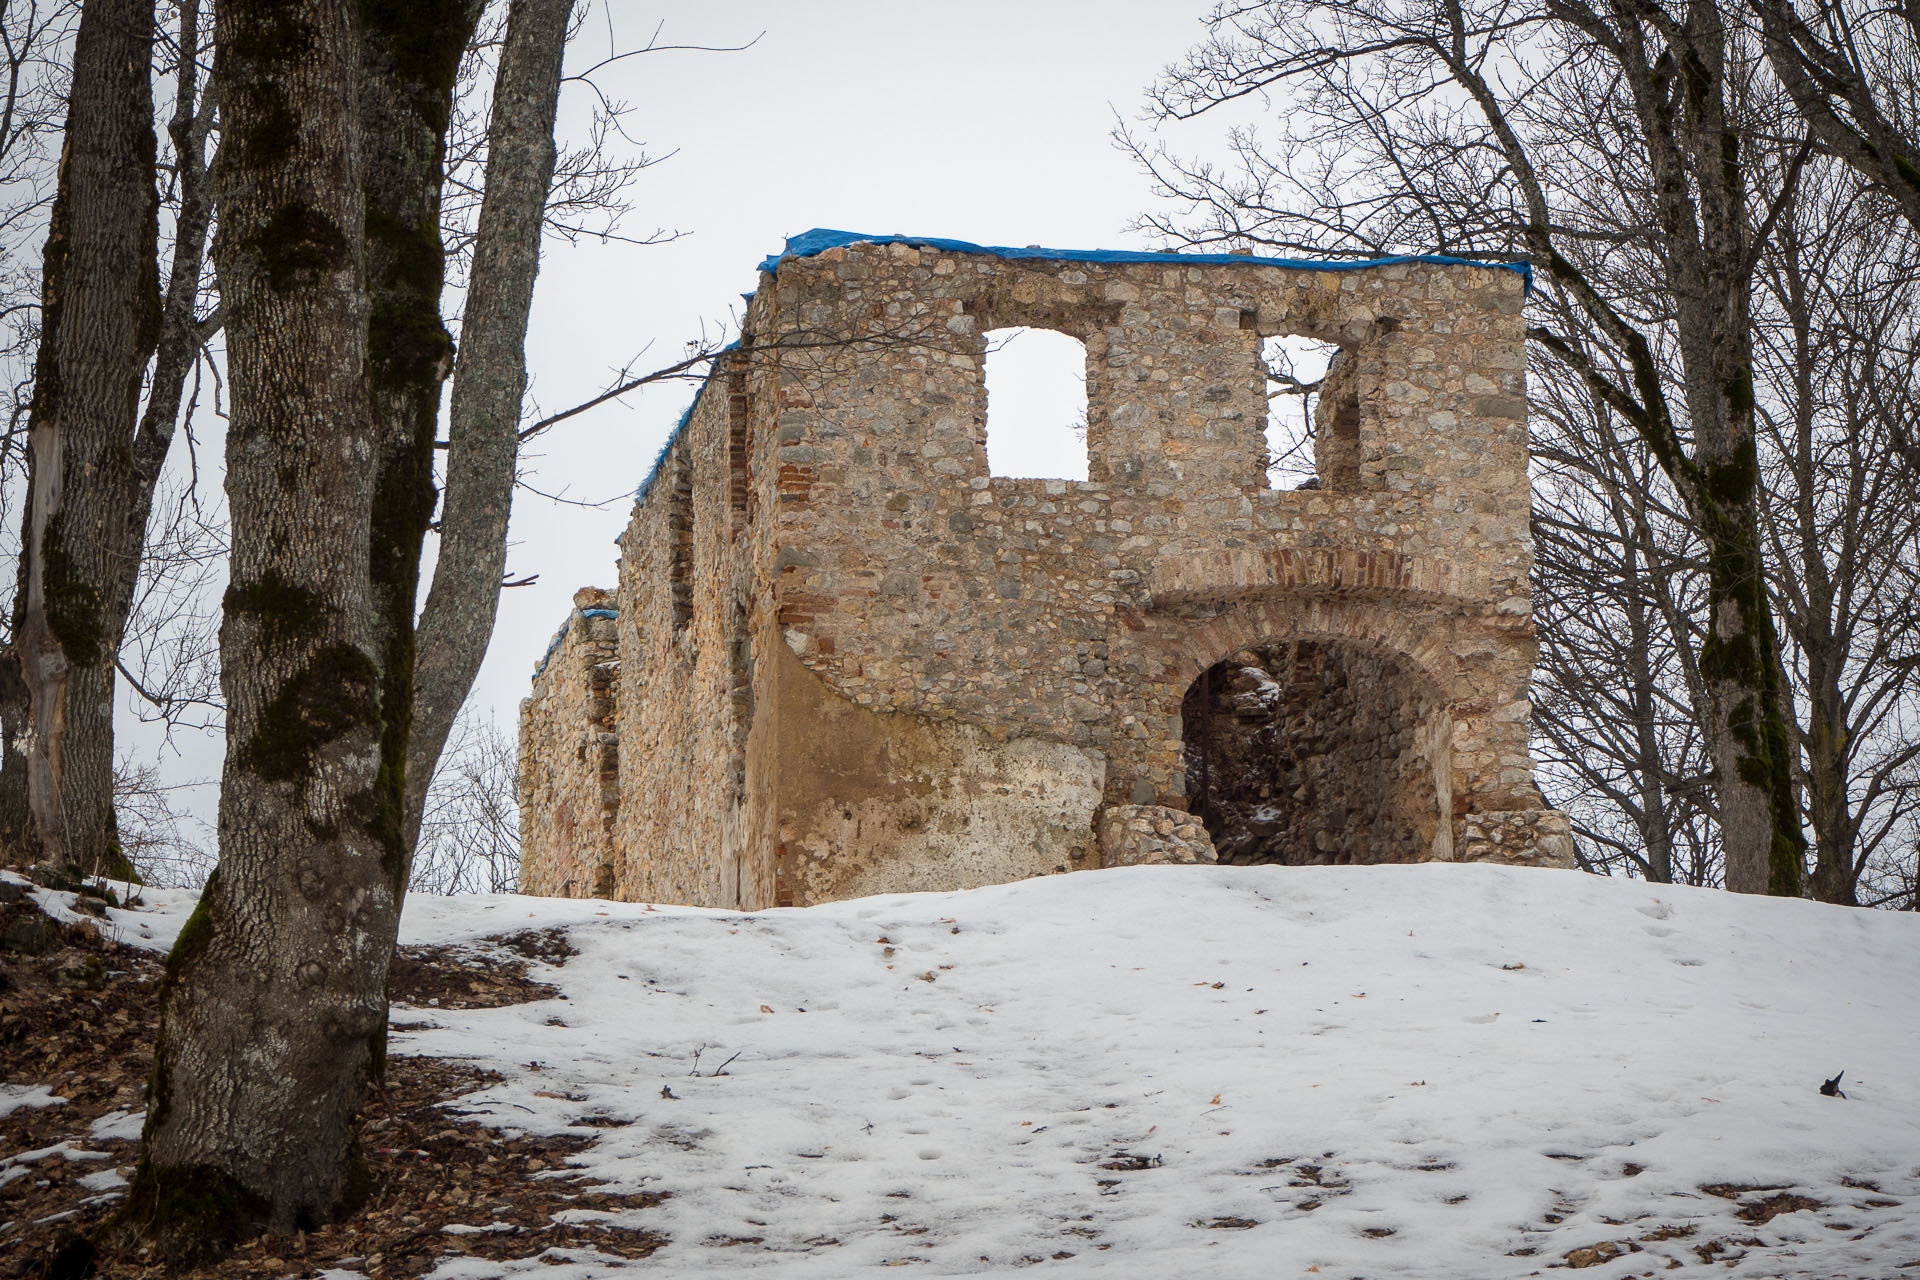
[983,327,1089,481]
[726,350,751,523]
[1261,335,1343,489]
[1182,640,1449,865]
[668,448,694,633]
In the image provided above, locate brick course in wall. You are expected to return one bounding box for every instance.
[519,232,1575,907]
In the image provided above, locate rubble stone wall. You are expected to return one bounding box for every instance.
[517,588,620,897]
[518,235,1574,906]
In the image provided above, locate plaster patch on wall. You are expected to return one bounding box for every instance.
[772,645,1104,905]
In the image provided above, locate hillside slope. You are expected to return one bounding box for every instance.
[14,863,1920,1278]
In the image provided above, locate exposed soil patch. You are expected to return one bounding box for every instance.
[0,897,660,1279]
[1735,1192,1822,1225]
[387,937,566,1010]
[492,928,578,967]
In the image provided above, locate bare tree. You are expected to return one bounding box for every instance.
[410,707,519,895]
[1530,375,1721,885]
[1129,0,1809,894]
[0,1,87,855]
[1752,169,1920,904]
[112,755,214,888]
[115,473,226,735]
[1749,0,1920,234]
[409,0,576,854]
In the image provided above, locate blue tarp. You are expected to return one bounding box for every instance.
[632,336,747,509]
[756,227,1532,291]
[632,228,1530,502]
[532,605,622,679]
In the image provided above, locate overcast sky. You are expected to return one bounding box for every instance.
[129,0,1264,838]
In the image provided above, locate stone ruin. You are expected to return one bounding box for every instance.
[517,229,1575,907]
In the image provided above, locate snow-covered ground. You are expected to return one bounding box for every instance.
[61,864,1920,1276]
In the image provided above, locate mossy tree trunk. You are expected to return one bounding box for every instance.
[1460,0,1803,895]
[1,0,212,880]
[11,0,161,879]
[362,0,485,876]
[131,0,483,1253]
[1583,0,1801,897]
[408,0,576,847]
[131,0,385,1250]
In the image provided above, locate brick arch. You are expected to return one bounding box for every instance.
[1164,595,1459,864]
[1159,595,1458,704]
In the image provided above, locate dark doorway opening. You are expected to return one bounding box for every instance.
[1181,641,1451,865]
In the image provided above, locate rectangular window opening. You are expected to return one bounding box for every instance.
[983,326,1089,482]
[1261,335,1344,490]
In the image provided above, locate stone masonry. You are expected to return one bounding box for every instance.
[518,230,1575,908]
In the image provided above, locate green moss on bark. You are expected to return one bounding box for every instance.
[254,201,351,293]
[362,0,472,133]
[115,1158,271,1266]
[41,521,105,667]
[239,645,379,783]
[224,568,327,648]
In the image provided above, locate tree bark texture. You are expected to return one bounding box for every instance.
[12,0,160,876]
[132,0,387,1248]
[0,644,31,856]
[1630,0,1801,897]
[361,0,482,881]
[407,0,574,844]
[0,0,211,878]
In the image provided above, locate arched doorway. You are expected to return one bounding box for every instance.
[1181,639,1452,865]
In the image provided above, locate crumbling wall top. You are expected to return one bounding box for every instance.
[755,227,1533,292]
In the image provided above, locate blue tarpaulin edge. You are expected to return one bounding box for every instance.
[630,337,745,512]
[755,227,1532,292]
[532,606,621,679]
[631,229,1530,511]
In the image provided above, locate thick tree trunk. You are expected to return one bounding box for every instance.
[1521,0,1804,894]
[407,0,575,844]
[12,0,160,878]
[1649,1,1801,896]
[130,0,387,1253]
[0,0,210,880]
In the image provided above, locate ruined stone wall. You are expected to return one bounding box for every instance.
[763,243,1539,827]
[519,235,1571,908]
[607,370,778,909]
[517,589,620,897]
